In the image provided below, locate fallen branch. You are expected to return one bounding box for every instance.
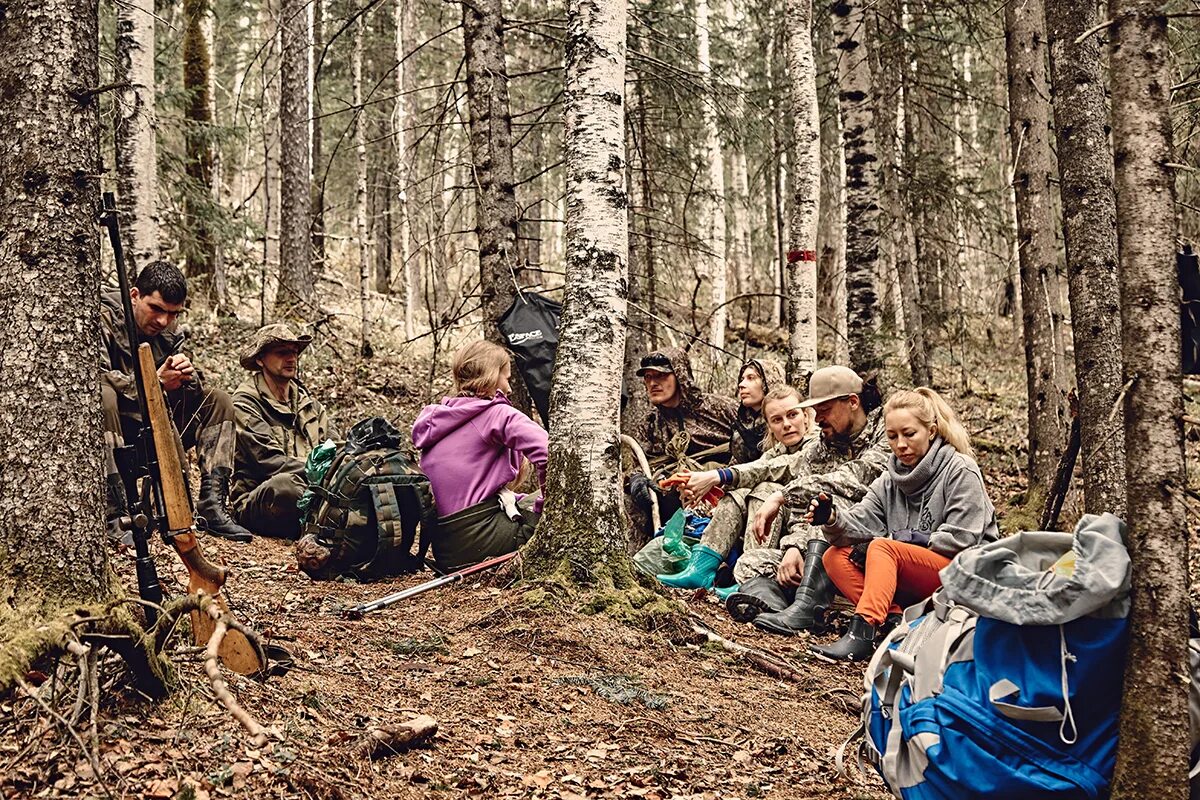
[197,594,272,747]
[354,715,438,759]
[16,678,113,800]
[687,614,813,685]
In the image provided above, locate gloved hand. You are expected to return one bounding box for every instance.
[629,473,654,509]
[807,493,835,526]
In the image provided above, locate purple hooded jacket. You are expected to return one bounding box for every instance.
[411,392,548,517]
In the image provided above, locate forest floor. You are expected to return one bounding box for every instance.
[0,301,1189,800]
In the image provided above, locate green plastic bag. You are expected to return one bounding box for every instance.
[660,508,691,559]
[296,439,338,515]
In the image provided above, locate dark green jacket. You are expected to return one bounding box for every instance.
[231,373,334,503]
[100,288,201,416]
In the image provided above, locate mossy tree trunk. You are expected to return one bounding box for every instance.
[0,0,119,685]
[521,0,636,592]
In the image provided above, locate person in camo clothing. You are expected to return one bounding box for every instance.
[723,366,891,637]
[231,323,336,539]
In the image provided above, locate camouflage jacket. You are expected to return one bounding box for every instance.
[100,288,202,415]
[231,373,335,501]
[729,438,808,491]
[633,347,738,472]
[777,407,891,549]
[728,356,786,465]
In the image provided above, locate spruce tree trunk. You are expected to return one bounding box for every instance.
[1044,0,1126,517]
[522,0,635,587]
[183,0,217,301]
[832,0,881,375]
[695,0,728,354]
[114,0,159,275]
[354,13,371,357]
[1107,0,1189,793]
[463,0,522,342]
[278,0,314,317]
[624,76,651,436]
[785,0,820,380]
[1004,0,1070,490]
[312,0,326,276]
[0,0,115,679]
[723,0,752,299]
[816,14,848,366]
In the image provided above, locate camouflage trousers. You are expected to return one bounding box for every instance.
[101,383,238,477]
[697,482,785,558]
[233,472,307,539]
[732,521,826,583]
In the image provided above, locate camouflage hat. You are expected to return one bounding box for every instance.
[239,323,313,370]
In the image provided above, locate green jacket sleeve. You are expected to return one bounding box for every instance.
[234,399,306,483]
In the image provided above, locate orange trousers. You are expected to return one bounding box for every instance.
[822,539,951,626]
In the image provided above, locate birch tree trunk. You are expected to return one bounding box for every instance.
[1107,0,1189,792]
[463,0,522,342]
[522,0,639,591]
[1004,0,1070,489]
[0,0,115,683]
[183,0,217,302]
[114,0,159,275]
[1045,0,1126,517]
[395,0,417,337]
[278,0,314,318]
[725,0,752,299]
[784,0,819,380]
[695,0,727,354]
[312,0,326,275]
[833,0,881,375]
[354,13,371,357]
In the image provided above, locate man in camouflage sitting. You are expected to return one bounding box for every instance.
[231,324,336,539]
[102,261,253,543]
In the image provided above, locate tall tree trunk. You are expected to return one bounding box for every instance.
[463,0,523,343]
[723,0,752,299]
[624,64,651,436]
[833,0,881,375]
[816,13,848,366]
[784,0,819,381]
[354,12,371,357]
[373,153,394,294]
[395,0,418,336]
[312,0,326,276]
[114,0,159,275]
[519,129,546,287]
[1004,0,1070,489]
[636,72,658,348]
[768,30,786,329]
[1045,0,1126,517]
[278,0,314,318]
[522,0,634,589]
[0,0,115,680]
[1107,0,1189,793]
[695,0,728,354]
[876,0,930,386]
[183,0,217,301]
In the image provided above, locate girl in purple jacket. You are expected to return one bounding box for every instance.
[412,341,548,570]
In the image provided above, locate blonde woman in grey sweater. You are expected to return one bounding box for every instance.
[803,387,999,662]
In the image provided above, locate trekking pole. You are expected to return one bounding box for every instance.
[344,551,518,618]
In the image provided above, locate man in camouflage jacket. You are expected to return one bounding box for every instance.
[231,323,336,539]
[101,261,252,542]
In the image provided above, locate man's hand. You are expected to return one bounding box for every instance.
[157,354,195,392]
[680,470,720,505]
[776,546,806,587]
[629,473,654,509]
[752,490,785,542]
[805,492,836,526]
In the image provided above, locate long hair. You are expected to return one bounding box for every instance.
[760,384,808,449]
[883,387,973,458]
[452,340,511,398]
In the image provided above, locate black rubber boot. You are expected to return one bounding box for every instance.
[810,615,878,662]
[197,468,253,543]
[752,539,833,636]
[106,473,133,545]
[725,576,791,623]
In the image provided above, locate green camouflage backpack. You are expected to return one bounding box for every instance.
[296,418,436,580]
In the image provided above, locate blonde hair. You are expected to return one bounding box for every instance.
[883,388,973,458]
[761,385,810,448]
[452,340,511,398]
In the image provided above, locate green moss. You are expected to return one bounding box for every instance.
[1002,485,1046,535]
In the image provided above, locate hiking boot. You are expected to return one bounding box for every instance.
[197,468,253,543]
[658,545,723,589]
[810,615,877,662]
[713,583,740,602]
[725,575,791,623]
[106,473,133,546]
[752,539,833,635]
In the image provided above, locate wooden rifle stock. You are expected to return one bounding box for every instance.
[136,344,264,675]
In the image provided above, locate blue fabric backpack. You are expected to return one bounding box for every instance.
[852,514,1133,800]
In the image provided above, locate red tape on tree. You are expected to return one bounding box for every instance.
[787,250,817,263]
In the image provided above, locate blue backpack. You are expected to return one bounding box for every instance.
[853,515,1133,799]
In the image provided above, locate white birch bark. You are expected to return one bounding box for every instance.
[785,0,820,378]
[354,13,370,355]
[523,0,631,578]
[723,0,752,299]
[395,0,417,338]
[114,0,159,274]
[695,0,727,353]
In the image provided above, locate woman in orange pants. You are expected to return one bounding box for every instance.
[802,388,999,662]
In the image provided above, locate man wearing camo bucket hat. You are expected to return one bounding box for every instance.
[230,323,337,538]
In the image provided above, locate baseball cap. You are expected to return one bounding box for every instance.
[798,365,864,408]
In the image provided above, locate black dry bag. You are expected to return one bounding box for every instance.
[497,291,560,425]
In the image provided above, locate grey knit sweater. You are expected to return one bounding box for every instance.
[823,436,999,558]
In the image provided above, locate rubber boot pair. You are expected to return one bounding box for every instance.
[753,539,833,636]
[658,545,723,589]
[810,615,877,662]
[724,576,791,622]
[197,422,253,543]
